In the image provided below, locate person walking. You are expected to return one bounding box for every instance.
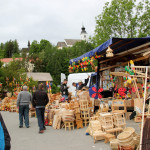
[0,112,11,150]
[61,79,69,101]
[32,84,49,133]
[17,86,32,128]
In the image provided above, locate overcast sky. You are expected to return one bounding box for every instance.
[0,0,111,48]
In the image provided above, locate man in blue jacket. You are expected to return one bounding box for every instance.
[0,112,11,150]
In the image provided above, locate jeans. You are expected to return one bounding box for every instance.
[19,105,29,127]
[36,108,45,131]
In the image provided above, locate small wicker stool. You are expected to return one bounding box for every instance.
[104,134,115,143]
[64,121,74,131]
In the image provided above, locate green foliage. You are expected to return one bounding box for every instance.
[29,39,51,54]
[26,77,38,92]
[44,41,94,84]
[1,59,38,93]
[4,40,19,58]
[29,40,40,54]
[92,0,150,46]
[27,40,94,85]
[0,43,5,58]
[51,83,60,94]
[0,62,4,84]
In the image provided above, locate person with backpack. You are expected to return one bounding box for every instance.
[0,112,11,150]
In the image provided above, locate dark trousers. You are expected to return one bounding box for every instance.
[36,108,45,131]
[19,105,29,127]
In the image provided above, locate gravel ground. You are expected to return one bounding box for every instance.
[1,111,140,150]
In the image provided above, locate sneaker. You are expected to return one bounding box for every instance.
[43,127,46,130]
[39,130,44,134]
[26,126,30,128]
[19,126,23,128]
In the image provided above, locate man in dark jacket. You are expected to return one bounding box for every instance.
[0,112,11,150]
[77,76,90,90]
[61,79,69,101]
[32,84,49,133]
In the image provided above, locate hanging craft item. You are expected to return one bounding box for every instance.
[69,65,73,73]
[118,87,127,98]
[113,76,117,83]
[32,86,36,92]
[90,87,103,99]
[0,83,2,91]
[132,87,138,93]
[125,66,134,75]
[81,57,91,71]
[106,46,114,58]
[95,53,103,59]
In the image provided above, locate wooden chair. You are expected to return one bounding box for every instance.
[112,100,126,114]
[64,121,74,131]
[100,113,113,131]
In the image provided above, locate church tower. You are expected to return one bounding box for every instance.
[28,41,30,49]
[80,25,88,41]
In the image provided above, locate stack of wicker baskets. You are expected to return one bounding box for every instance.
[89,120,101,135]
[62,110,75,122]
[110,139,119,150]
[133,133,140,147]
[117,127,136,149]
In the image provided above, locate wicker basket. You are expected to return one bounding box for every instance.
[110,139,119,150]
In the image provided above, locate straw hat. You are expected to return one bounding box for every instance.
[78,80,82,83]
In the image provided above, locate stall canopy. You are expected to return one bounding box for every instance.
[69,37,150,64]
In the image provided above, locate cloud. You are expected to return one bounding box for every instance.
[0,0,110,48]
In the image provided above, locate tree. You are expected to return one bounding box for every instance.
[29,40,40,54]
[0,43,5,58]
[137,0,150,37]
[45,41,94,85]
[29,39,52,54]
[3,40,20,58]
[39,39,51,51]
[2,59,37,93]
[4,40,14,58]
[0,62,4,84]
[92,0,150,47]
[13,40,19,54]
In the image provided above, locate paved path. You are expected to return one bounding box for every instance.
[1,111,111,150]
[1,111,140,150]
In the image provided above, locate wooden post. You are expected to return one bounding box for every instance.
[140,66,148,150]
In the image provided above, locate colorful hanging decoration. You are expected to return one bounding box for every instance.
[32,86,36,92]
[91,87,103,99]
[125,66,134,75]
[132,87,138,93]
[68,54,103,73]
[118,87,127,97]
[0,83,2,91]
[95,53,103,59]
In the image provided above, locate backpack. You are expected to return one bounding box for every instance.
[0,122,5,150]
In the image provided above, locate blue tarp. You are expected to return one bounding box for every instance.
[69,37,150,64]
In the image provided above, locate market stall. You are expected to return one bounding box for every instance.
[69,37,150,149]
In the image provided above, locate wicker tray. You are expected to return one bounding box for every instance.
[124,127,135,134]
[117,131,133,140]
